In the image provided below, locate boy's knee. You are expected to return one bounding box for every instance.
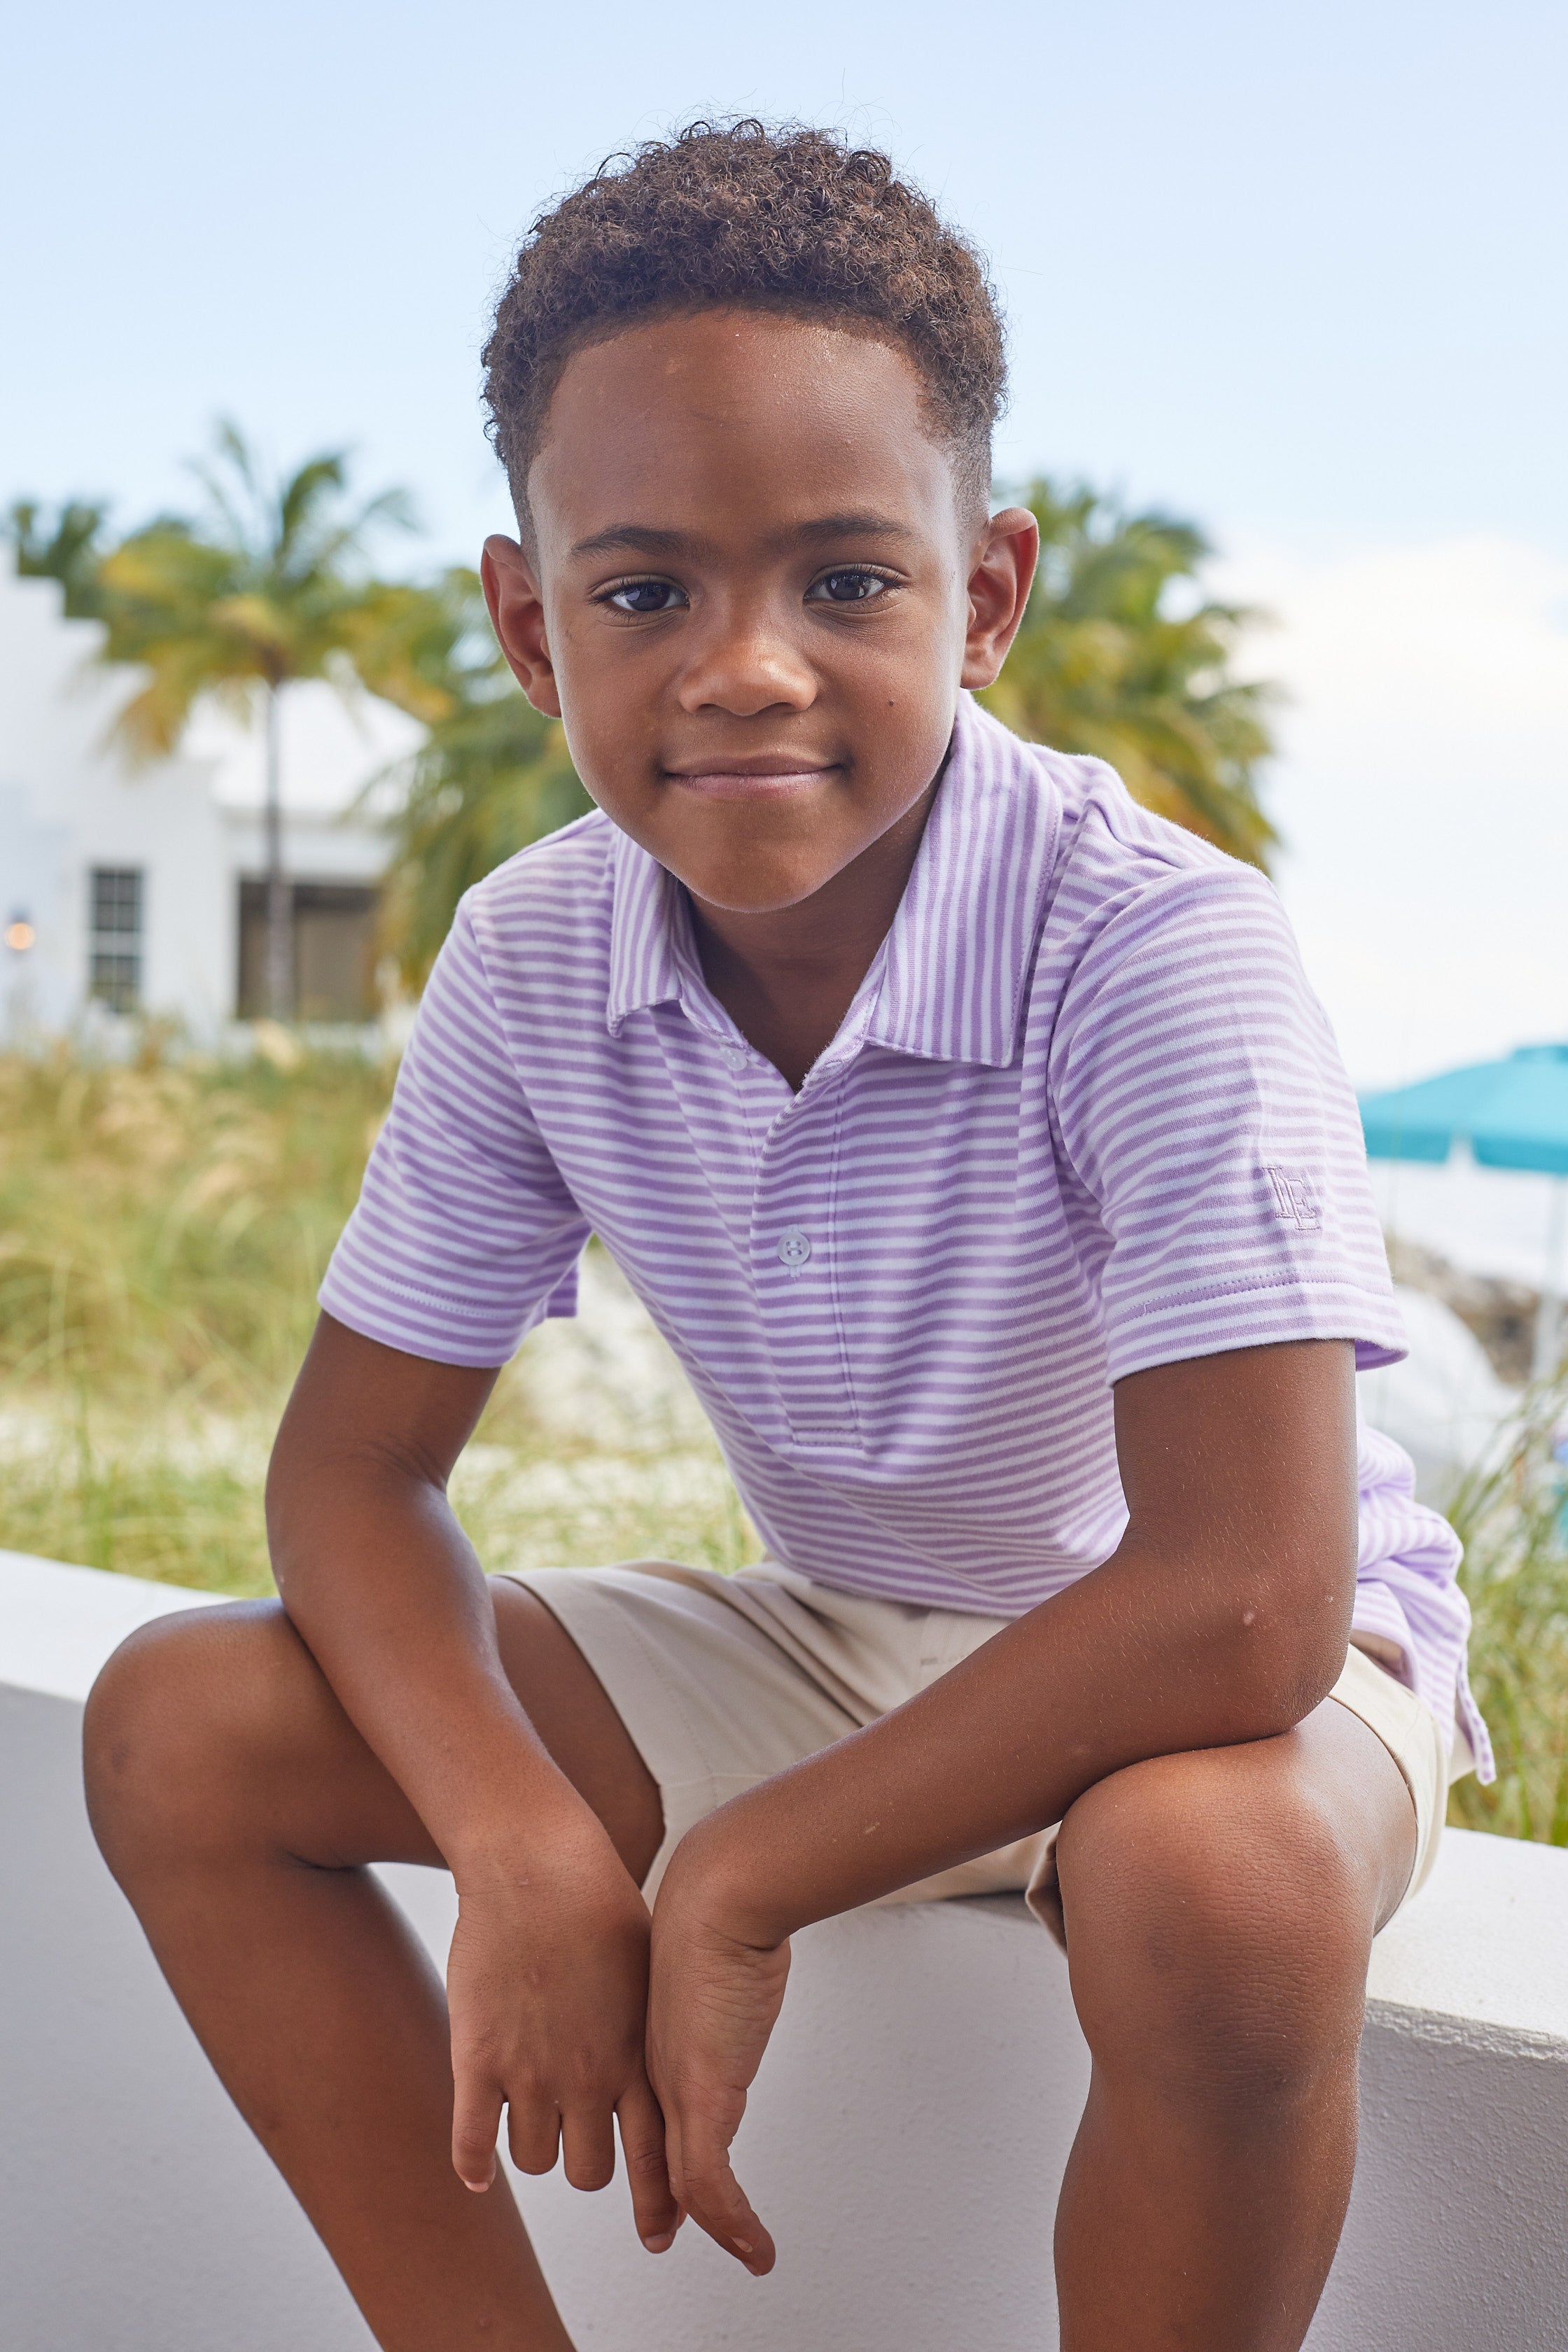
[83,1601,300,1875]
[1056,1748,1370,2108]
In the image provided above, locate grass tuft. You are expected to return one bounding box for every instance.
[1446,1375,1568,1839]
[0,1039,390,1410]
[0,1039,754,1597]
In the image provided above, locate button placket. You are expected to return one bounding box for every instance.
[651,1009,774,1269]
[748,1074,859,1448]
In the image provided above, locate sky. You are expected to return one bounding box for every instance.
[6,0,1567,1100]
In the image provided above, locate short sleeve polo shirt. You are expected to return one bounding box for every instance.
[321,696,1489,1772]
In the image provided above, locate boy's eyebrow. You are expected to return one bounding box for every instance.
[790,512,913,545]
[568,512,915,561]
[570,524,692,560]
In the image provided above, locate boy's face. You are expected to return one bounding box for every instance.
[482,309,1037,916]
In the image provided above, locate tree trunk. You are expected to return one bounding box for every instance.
[262,683,291,1021]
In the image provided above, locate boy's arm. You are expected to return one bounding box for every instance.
[648,1336,1358,2270]
[266,1312,677,2245]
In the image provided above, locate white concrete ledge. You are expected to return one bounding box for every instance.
[4,1549,1568,2350]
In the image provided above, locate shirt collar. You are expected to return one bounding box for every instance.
[862,696,1060,1068]
[605,696,1061,1068]
[606,832,685,1034]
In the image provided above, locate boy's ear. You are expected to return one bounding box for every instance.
[481,536,562,718]
[959,507,1040,692]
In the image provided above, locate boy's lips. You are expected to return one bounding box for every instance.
[662,764,837,802]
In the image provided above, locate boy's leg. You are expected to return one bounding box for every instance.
[83,1580,660,2352]
[1051,1695,1418,2352]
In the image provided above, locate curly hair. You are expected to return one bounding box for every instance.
[482,120,1007,528]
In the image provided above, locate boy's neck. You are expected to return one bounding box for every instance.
[686,777,939,1093]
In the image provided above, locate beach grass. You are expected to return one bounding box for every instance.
[0,1032,386,1414]
[0,1037,753,1597]
[3,1038,1563,1842]
[1446,1381,1568,1840]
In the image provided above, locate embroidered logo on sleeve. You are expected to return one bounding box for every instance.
[1266,1166,1322,1232]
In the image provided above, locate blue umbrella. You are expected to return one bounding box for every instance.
[1359,1044,1568,1378]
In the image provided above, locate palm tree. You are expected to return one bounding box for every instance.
[983,481,1278,869]
[6,498,111,618]
[372,568,592,991]
[95,423,437,1018]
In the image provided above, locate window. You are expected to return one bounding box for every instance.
[237,880,380,1021]
[88,867,143,1014]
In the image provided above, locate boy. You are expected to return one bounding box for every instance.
[85,122,1488,2351]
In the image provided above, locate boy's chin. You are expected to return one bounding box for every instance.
[671,853,850,918]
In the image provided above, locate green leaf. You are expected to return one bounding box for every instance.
[372,669,593,990]
[6,498,112,618]
[981,479,1280,869]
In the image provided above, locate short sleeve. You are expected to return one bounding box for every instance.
[1050,864,1406,1383]
[319,900,591,1366]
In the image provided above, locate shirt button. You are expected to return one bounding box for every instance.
[776,1226,812,1270]
[722,1045,748,1071]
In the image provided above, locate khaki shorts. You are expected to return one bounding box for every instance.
[505,1561,1460,1948]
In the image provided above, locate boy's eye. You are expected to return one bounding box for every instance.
[808,568,892,604]
[604,579,687,615]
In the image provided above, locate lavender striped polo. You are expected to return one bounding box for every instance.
[321,696,1491,1775]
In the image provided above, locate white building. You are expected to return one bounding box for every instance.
[0,566,421,1039]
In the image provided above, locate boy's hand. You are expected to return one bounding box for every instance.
[446,1810,680,2255]
[645,1845,791,2277]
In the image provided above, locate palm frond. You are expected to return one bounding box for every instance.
[983,479,1280,868]
[189,420,267,560]
[277,452,350,555]
[351,484,420,541]
[6,498,112,618]
[89,427,433,753]
[373,686,592,989]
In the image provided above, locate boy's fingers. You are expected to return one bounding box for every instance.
[668,2114,775,2275]
[616,2076,680,2251]
[683,2173,776,2275]
[450,2066,503,2193]
[560,2103,617,2193]
[506,2094,564,2178]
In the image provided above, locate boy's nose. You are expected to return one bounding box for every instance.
[675,617,817,717]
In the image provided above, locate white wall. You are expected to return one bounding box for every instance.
[0,572,225,1034]
[0,571,399,1038]
[220,805,394,889]
[4,1548,1568,2352]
